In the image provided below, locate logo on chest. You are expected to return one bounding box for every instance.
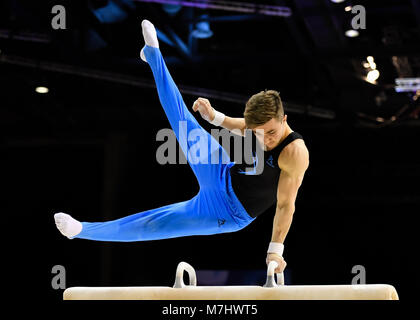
[266,154,275,168]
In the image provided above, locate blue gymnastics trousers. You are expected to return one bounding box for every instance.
[74,46,255,242]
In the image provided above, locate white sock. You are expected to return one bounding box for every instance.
[140,19,159,62]
[54,212,82,239]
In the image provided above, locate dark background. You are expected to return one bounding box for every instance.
[1,0,418,306]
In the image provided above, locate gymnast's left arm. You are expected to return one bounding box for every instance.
[266,144,309,273]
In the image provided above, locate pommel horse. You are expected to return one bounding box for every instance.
[63,261,399,300]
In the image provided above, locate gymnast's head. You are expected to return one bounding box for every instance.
[244,89,287,150]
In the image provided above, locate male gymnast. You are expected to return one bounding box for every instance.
[54,20,310,274]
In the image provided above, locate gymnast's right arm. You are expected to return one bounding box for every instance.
[192,97,246,136]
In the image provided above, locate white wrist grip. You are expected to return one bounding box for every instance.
[209,108,225,126]
[267,242,284,256]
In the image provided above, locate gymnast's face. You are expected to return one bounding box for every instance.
[252,115,287,151]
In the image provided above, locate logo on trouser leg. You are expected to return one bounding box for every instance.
[218,219,226,227]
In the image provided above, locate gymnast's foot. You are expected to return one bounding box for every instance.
[54,212,82,239]
[140,19,159,63]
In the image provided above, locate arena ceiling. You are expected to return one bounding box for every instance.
[0,0,419,136]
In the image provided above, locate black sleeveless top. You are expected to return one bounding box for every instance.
[229,131,304,218]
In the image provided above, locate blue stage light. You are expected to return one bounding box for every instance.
[191,15,213,39]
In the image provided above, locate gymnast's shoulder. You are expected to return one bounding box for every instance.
[278,138,309,175]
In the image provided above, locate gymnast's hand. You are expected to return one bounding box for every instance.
[266,253,287,273]
[192,97,216,122]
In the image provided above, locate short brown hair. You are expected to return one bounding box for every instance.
[244,89,284,128]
